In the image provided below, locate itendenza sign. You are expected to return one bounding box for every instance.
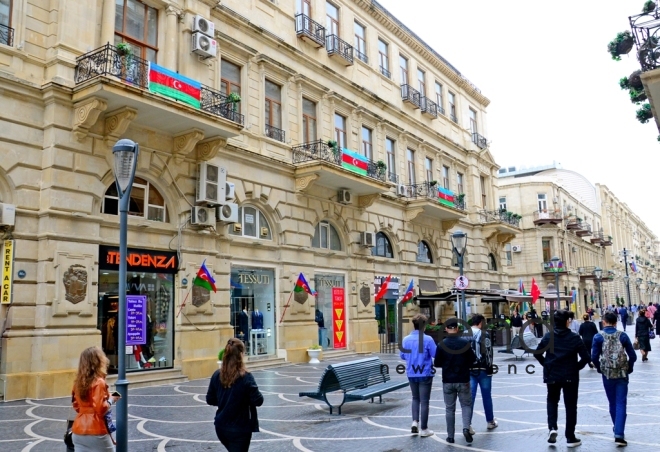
[99,246,178,274]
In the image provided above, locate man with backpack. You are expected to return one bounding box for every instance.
[592,311,637,447]
[468,314,497,435]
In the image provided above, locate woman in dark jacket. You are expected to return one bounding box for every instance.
[578,314,598,369]
[635,309,653,362]
[207,338,264,452]
[654,304,660,336]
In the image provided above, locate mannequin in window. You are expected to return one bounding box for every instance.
[239,309,250,348]
[251,308,264,330]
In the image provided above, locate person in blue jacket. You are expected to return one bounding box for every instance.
[400,314,437,437]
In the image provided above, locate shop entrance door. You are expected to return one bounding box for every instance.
[314,274,345,350]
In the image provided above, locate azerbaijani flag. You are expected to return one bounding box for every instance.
[401,279,415,305]
[193,260,216,292]
[519,278,526,295]
[294,273,317,296]
[630,261,638,273]
[437,187,455,208]
[341,148,369,176]
[149,63,201,109]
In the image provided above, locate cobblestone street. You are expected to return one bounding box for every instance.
[2,337,659,452]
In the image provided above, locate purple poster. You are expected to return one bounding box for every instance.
[126,295,147,346]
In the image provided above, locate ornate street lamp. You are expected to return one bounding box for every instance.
[451,230,467,320]
[112,138,139,452]
[594,267,603,329]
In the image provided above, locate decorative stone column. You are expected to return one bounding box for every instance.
[100,0,116,46]
[164,6,179,70]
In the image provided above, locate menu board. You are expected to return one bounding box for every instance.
[332,287,346,348]
[126,295,147,345]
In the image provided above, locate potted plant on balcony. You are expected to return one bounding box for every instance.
[116,42,132,57]
[226,92,241,112]
[327,140,340,160]
[607,31,634,61]
[630,88,647,104]
[307,344,322,364]
[456,193,465,207]
[636,103,653,123]
[376,160,387,177]
[643,0,656,14]
[429,180,438,187]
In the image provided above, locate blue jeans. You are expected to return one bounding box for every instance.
[409,376,433,430]
[470,370,494,424]
[602,376,628,439]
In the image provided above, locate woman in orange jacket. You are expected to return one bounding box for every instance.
[71,346,118,451]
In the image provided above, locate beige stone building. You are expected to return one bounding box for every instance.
[0,0,517,400]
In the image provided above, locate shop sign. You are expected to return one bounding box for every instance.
[2,240,14,305]
[316,278,343,287]
[236,273,271,285]
[126,295,147,345]
[332,287,346,348]
[99,246,178,274]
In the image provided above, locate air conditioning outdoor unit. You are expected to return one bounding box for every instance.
[396,184,407,197]
[511,245,523,253]
[217,203,238,223]
[361,231,376,247]
[0,203,16,226]
[192,15,215,37]
[337,189,352,204]
[191,206,215,226]
[224,182,236,203]
[196,162,225,205]
[192,32,217,59]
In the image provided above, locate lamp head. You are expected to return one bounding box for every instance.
[112,139,139,196]
[594,266,603,279]
[451,230,467,256]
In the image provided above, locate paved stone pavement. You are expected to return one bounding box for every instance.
[2,336,660,451]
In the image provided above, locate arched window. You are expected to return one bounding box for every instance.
[417,241,433,263]
[488,253,498,271]
[312,221,341,250]
[372,232,393,258]
[229,205,272,240]
[102,177,167,222]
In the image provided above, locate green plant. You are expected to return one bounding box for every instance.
[429,180,438,186]
[376,160,387,170]
[657,134,660,142]
[227,92,241,103]
[608,31,633,61]
[218,349,225,361]
[619,76,630,90]
[308,344,322,350]
[643,0,656,13]
[327,140,338,150]
[116,42,132,56]
[630,88,647,104]
[637,103,653,123]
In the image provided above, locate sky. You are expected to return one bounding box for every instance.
[376,0,660,234]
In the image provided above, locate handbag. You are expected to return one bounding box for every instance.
[633,339,640,350]
[64,419,74,450]
[650,330,656,340]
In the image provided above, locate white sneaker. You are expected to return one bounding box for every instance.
[420,429,434,437]
[487,419,498,430]
[411,421,418,435]
[548,430,558,444]
[468,425,475,435]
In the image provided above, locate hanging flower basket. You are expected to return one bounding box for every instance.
[643,0,656,14]
[629,70,644,90]
[608,31,634,61]
[636,103,653,123]
[630,88,647,104]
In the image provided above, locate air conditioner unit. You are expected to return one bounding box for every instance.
[396,184,407,197]
[191,206,215,226]
[361,231,376,247]
[217,203,238,223]
[337,189,352,204]
[224,182,236,202]
[552,197,559,204]
[192,15,215,37]
[196,162,225,205]
[511,245,523,253]
[192,32,217,59]
[0,203,16,226]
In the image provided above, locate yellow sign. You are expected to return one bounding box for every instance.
[2,239,14,305]
[335,308,343,318]
[335,320,343,330]
[335,331,344,342]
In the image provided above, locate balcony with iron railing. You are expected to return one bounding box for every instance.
[295,14,326,48]
[578,266,598,280]
[420,97,438,118]
[73,44,245,133]
[387,171,399,184]
[630,4,660,72]
[576,222,592,237]
[326,35,353,65]
[0,23,14,47]
[379,66,391,78]
[354,48,368,64]
[472,132,488,149]
[533,210,563,226]
[541,261,567,276]
[402,181,467,222]
[591,231,604,244]
[601,234,613,246]
[479,210,521,228]
[450,113,458,123]
[437,105,446,116]
[265,124,285,143]
[401,85,421,108]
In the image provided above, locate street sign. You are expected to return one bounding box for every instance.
[455,275,469,290]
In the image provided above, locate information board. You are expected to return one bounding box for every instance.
[332,287,346,348]
[126,295,147,345]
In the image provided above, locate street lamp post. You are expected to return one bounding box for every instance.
[594,267,603,329]
[112,139,139,452]
[622,248,633,311]
[550,256,562,312]
[451,230,467,321]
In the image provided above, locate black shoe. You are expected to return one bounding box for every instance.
[446,437,454,443]
[548,430,558,444]
[615,438,627,447]
[567,437,582,448]
[463,428,473,443]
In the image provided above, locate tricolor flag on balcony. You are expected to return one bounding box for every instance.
[437,187,455,208]
[341,148,369,176]
[149,63,201,109]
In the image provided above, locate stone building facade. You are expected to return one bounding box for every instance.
[0,0,516,400]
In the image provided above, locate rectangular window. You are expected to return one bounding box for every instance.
[442,165,450,189]
[542,239,552,263]
[505,244,512,266]
[448,91,456,121]
[326,2,339,36]
[221,60,241,113]
[361,126,373,160]
[457,172,464,194]
[115,0,158,62]
[499,196,507,211]
[386,137,396,177]
[417,69,426,95]
[480,175,487,208]
[0,0,10,27]
[302,98,317,143]
[354,21,367,63]
[334,113,347,149]
[265,79,282,128]
[538,193,548,212]
[407,149,416,185]
[425,157,433,182]
[399,55,408,86]
[469,108,478,134]
[435,82,443,112]
[297,0,311,15]
[378,39,389,77]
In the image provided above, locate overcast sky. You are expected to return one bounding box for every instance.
[377,0,660,234]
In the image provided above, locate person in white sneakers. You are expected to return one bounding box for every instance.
[468,314,498,435]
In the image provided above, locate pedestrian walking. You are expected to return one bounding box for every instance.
[635,309,653,362]
[468,314,497,434]
[653,304,660,337]
[522,312,539,350]
[511,311,523,336]
[434,319,477,445]
[534,309,591,448]
[206,338,264,452]
[70,346,118,451]
[618,306,629,332]
[568,311,580,335]
[647,303,656,320]
[579,314,598,369]
[399,314,437,437]
[591,311,636,447]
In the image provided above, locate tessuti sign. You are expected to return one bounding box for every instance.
[2,240,14,305]
[454,275,469,290]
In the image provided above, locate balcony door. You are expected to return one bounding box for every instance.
[297,0,311,15]
[326,2,339,36]
[538,194,548,212]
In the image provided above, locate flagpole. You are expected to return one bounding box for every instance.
[176,285,193,318]
[278,287,295,324]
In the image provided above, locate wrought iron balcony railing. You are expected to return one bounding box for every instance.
[630,6,660,71]
[401,84,421,108]
[420,97,438,118]
[265,124,286,143]
[542,262,567,273]
[479,210,521,227]
[472,132,488,149]
[355,48,368,63]
[292,140,387,182]
[404,182,466,210]
[450,113,458,123]
[380,66,391,78]
[295,14,325,48]
[387,171,399,184]
[437,105,446,116]
[74,44,244,126]
[326,34,353,64]
[0,23,14,47]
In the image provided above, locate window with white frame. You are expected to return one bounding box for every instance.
[425,157,433,182]
[354,21,367,63]
[538,193,548,212]
[361,126,373,160]
[312,220,342,250]
[302,98,317,143]
[372,232,393,258]
[103,177,167,222]
[334,113,347,149]
[499,196,507,211]
[417,241,433,263]
[505,244,512,266]
[229,206,272,240]
[378,39,389,76]
[407,149,416,184]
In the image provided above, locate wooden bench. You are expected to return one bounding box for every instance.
[299,357,409,414]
